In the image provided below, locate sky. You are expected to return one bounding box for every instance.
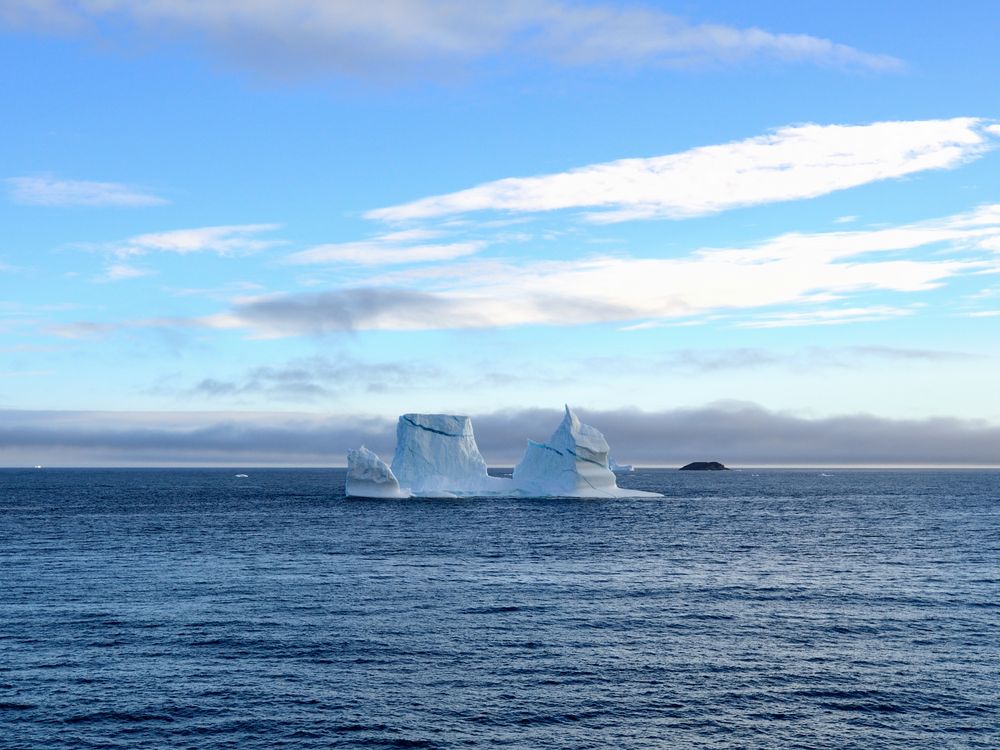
[1,0,999,466]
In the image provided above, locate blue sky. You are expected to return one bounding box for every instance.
[2,1,999,465]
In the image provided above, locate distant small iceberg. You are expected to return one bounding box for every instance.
[609,456,634,473]
[234,473,249,478]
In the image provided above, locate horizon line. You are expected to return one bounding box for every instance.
[6,464,1000,470]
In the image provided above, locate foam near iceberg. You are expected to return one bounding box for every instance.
[344,407,661,498]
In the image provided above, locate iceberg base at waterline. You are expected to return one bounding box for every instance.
[344,407,661,499]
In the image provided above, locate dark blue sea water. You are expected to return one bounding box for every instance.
[2,469,998,749]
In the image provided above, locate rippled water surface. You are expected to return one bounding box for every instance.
[2,469,998,748]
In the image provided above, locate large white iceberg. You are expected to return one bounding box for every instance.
[344,407,661,499]
[513,406,657,497]
[390,413,510,496]
[346,445,410,498]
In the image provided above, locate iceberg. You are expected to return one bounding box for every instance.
[513,406,658,497]
[390,413,510,496]
[346,445,411,498]
[609,456,634,473]
[344,407,661,498]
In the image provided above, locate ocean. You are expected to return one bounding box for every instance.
[1,468,998,748]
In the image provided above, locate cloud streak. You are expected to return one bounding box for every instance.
[185,355,442,401]
[198,204,1000,336]
[201,288,477,337]
[106,224,283,258]
[285,229,484,266]
[6,175,167,207]
[612,346,981,375]
[96,263,156,283]
[2,403,998,467]
[368,118,997,223]
[0,1,903,80]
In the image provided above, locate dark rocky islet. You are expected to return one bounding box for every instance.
[679,461,729,471]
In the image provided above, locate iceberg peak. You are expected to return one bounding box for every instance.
[512,406,657,497]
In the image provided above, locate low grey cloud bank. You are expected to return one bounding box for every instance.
[3,403,997,467]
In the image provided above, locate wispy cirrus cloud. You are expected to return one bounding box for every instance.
[285,229,485,266]
[43,321,120,339]
[69,225,284,283]
[185,355,442,402]
[95,263,156,283]
[735,305,915,329]
[105,224,283,258]
[6,175,167,207]
[0,1,902,81]
[368,118,998,223]
[197,204,1000,336]
[612,345,981,374]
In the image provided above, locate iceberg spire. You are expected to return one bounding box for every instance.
[511,405,655,497]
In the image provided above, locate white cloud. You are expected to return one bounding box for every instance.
[285,228,484,266]
[108,224,282,258]
[200,204,1000,336]
[166,281,265,299]
[0,1,902,79]
[369,118,997,223]
[736,306,913,329]
[97,263,155,282]
[834,215,858,224]
[6,175,167,207]
[44,321,119,339]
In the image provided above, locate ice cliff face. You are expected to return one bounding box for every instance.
[390,413,499,495]
[513,406,644,497]
[346,446,410,499]
[344,407,660,498]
